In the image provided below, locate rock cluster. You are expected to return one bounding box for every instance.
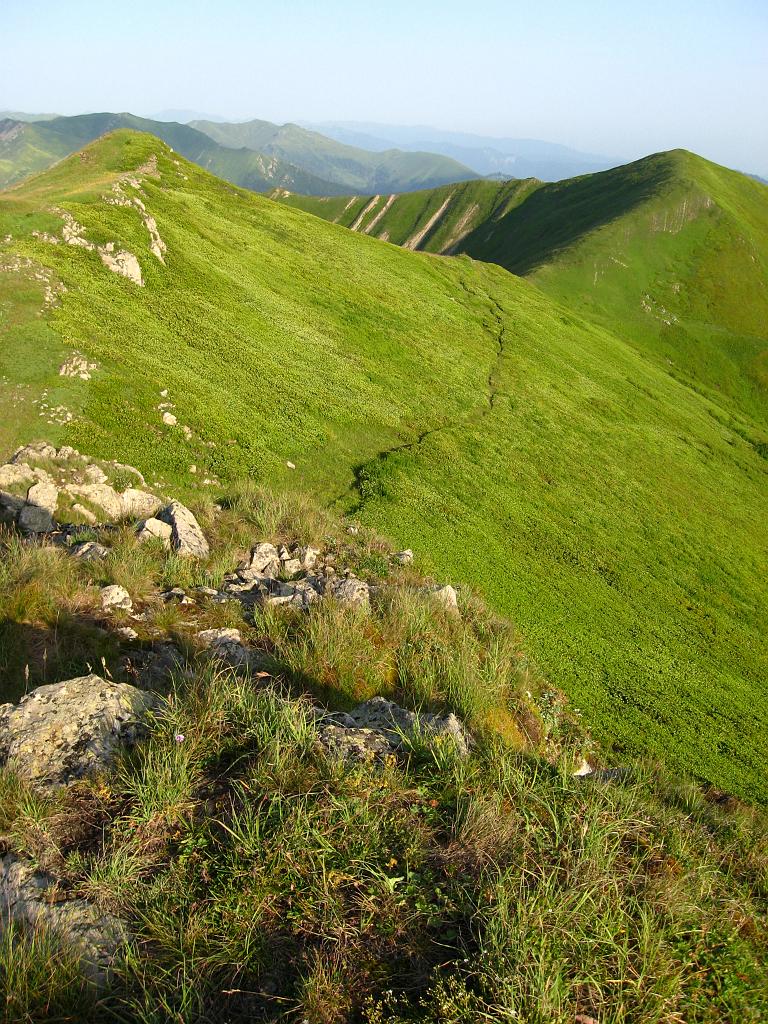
[219,541,370,611]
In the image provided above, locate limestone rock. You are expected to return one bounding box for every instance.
[100,249,143,286]
[121,488,161,518]
[72,503,98,524]
[70,541,109,561]
[100,585,132,612]
[11,442,57,464]
[0,854,127,985]
[83,463,108,484]
[196,627,259,670]
[136,516,172,547]
[325,576,370,608]
[318,697,471,761]
[245,542,280,577]
[0,674,155,789]
[394,549,414,565]
[66,483,123,520]
[26,479,59,513]
[0,462,35,489]
[431,584,459,612]
[156,501,209,557]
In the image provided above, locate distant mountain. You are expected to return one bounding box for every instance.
[190,118,480,193]
[149,108,230,124]
[0,113,343,194]
[277,150,768,430]
[301,120,618,181]
[0,110,60,122]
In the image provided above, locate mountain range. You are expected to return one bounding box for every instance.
[1,129,766,802]
[0,112,477,195]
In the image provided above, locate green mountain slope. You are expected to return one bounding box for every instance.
[1,130,767,800]
[0,113,344,195]
[191,117,480,192]
[279,152,768,428]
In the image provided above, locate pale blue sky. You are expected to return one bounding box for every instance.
[2,0,766,173]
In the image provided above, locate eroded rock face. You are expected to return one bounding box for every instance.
[65,483,124,520]
[0,854,128,985]
[0,674,156,790]
[157,501,209,558]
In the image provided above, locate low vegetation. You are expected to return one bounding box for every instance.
[1,484,766,1023]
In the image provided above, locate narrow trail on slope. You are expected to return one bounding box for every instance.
[335,279,511,513]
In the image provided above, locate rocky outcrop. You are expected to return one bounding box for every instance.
[0,854,127,984]
[156,501,209,557]
[0,674,156,790]
[317,696,472,761]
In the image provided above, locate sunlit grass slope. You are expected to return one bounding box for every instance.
[279,151,768,430]
[1,130,766,799]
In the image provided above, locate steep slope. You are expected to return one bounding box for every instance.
[0,131,766,800]
[274,178,541,253]
[191,118,480,192]
[0,113,344,195]
[280,151,768,428]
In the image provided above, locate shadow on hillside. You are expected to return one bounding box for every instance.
[461,155,675,275]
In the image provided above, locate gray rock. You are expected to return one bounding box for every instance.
[244,542,280,577]
[346,696,471,757]
[317,724,394,762]
[394,549,414,565]
[26,479,58,514]
[0,490,25,524]
[325,576,370,608]
[0,462,35,489]
[0,853,128,985]
[18,503,54,534]
[298,546,320,569]
[70,540,109,561]
[196,627,260,670]
[11,442,57,464]
[121,488,161,519]
[100,585,132,612]
[157,501,209,557]
[281,557,302,577]
[431,584,459,612]
[136,516,172,547]
[0,674,155,789]
[65,483,123,520]
[83,463,108,485]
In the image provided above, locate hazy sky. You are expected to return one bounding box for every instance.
[2,0,767,173]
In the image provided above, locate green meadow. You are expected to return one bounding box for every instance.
[1,131,766,799]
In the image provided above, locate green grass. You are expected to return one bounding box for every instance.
[1,131,767,801]
[1,659,767,1022]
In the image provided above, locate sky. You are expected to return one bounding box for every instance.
[2,0,767,173]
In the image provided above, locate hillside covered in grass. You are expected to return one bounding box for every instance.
[1,470,767,1024]
[1,131,767,802]
[277,151,768,429]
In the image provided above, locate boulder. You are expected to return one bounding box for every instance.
[321,696,472,759]
[0,491,25,525]
[431,584,459,612]
[26,479,59,513]
[136,516,172,547]
[121,488,161,518]
[156,501,209,558]
[0,854,128,985]
[18,503,55,534]
[0,674,156,789]
[72,503,98,524]
[325,576,370,608]
[83,464,108,485]
[100,585,132,612]
[245,542,280,577]
[0,462,35,489]
[65,483,123,520]
[196,627,259,670]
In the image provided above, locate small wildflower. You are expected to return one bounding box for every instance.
[174,733,185,743]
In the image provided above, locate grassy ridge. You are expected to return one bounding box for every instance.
[192,117,480,193]
[276,152,768,429]
[1,131,767,799]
